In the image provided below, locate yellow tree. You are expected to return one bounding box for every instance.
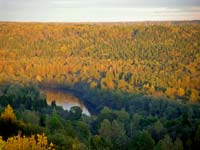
[1,104,16,122]
[177,88,185,97]
[190,89,199,102]
[0,134,54,150]
[165,87,176,99]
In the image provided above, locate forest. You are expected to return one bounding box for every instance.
[0,22,200,149]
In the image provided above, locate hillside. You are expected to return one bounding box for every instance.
[0,22,200,150]
[0,22,199,102]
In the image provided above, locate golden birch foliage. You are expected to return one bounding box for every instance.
[0,134,54,150]
[1,104,16,122]
[177,88,185,97]
[190,89,199,102]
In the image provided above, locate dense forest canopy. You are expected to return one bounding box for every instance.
[0,22,199,102]
[0,22,200,149]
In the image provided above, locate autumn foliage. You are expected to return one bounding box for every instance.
[0,134,54,150]
[0,104,54,150]
[1,104,16,122]
[0,22,199,102]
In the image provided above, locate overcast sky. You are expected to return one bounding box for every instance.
[0,0,200,22]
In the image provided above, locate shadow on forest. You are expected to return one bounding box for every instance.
[1,81,200,150]
[38,81,197,118]
[1,80,199,119]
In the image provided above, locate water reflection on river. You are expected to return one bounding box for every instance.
[41,88,90,116]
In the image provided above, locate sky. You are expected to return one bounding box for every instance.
[0,0,200,22]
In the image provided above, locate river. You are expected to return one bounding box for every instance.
[40,88,90,116]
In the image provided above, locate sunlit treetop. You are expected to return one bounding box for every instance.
[1,104,16,122]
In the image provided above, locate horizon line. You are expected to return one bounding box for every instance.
[0,19,200,24]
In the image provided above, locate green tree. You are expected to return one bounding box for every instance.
[90,135,111,150]
[129,114,141,137]
[194,125,200,148]
[99,119,112,142]
[129,131,155,150]
[70,106,82,120]
[19,110,39,125]
[155,135,173,150]
[174,138,183,150]
[75,121,90,143]
[99,107,116,122]
[49,131,74,150]
[185,139,192,150]
[116,109,130,123]
[111,120,127,150]
[46,112,63,132]
[149,120,165,142]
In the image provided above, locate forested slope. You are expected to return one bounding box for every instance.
[0,22,199,102]
[0,22,200,150]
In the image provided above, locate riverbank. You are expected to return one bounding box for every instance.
[39,84,98,115]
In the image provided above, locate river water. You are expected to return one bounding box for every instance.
[41,88,90,116]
